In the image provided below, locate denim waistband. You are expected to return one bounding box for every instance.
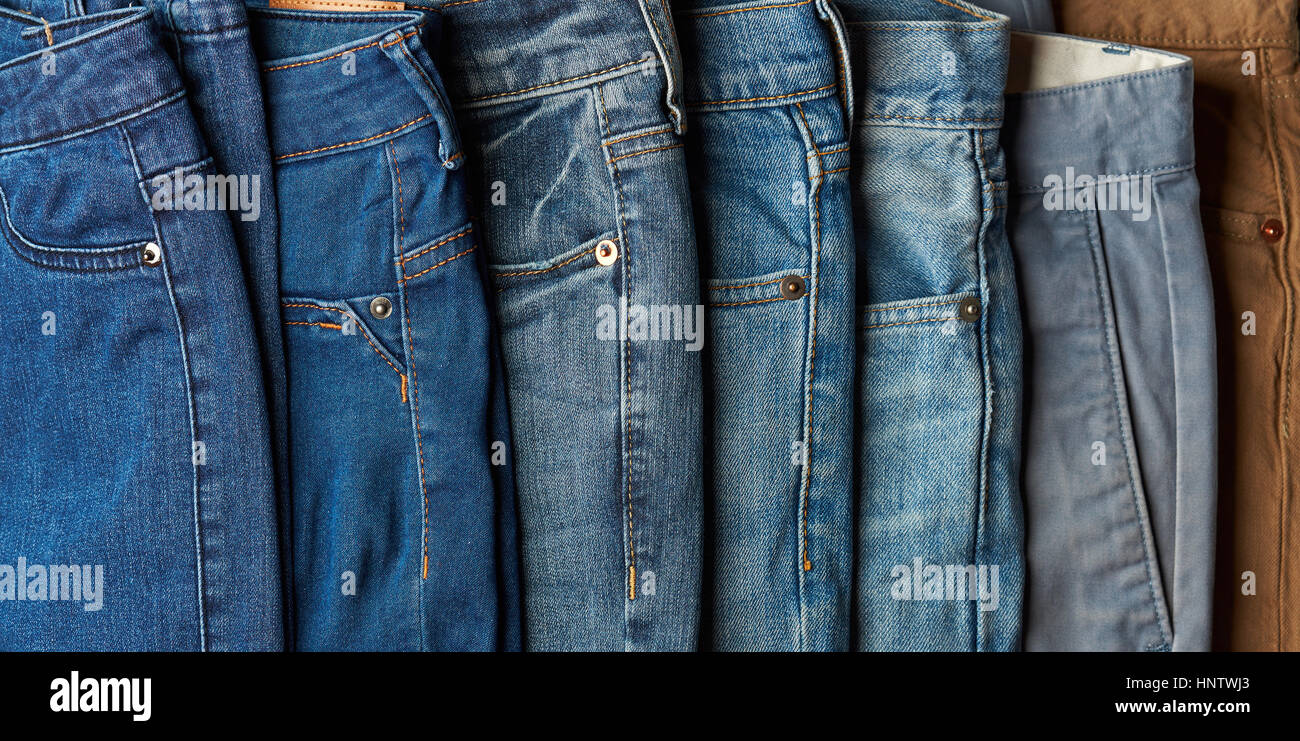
[252,10,442,164]
[437,0,685,131]
[1004,38,1195,192]
[0,8,184,151]
[838,0,1008,129]
[676,0,845,110]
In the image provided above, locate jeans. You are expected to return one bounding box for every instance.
[1004,32,1217,651]
[433,0,702,651]
[0,7,281,650]
[248,6,521,651]
[840,0,1025,651]
[679,0,856,651]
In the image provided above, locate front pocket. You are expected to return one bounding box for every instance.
[0,184,154,273]
[281,296,409,403]
[489,231,620,299]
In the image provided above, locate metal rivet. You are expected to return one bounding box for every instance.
[369,296,393,319]
[595,239,619,266]
[958,296,981,323]
[1262,218,1285,242]
[141,242,161,267]
[780,275,807,300]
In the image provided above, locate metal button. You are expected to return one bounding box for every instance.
[369,296,393,319]
[1262,218,1285,242]
[141,242,161,267]
[780,275,807,300]
[958,296,981,323]
[595,239,619,266]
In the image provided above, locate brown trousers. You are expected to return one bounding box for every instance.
[1055,0,1300,651]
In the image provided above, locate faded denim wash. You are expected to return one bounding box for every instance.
[248,6,520,651]
[0,7,281,650]
[1004,33,1217,651]
[433,0,703,651]
[679,0,856,651]
[840,0,1025,652]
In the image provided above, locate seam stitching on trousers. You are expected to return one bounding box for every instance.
[276,114,430,161]
[281,303,409,401]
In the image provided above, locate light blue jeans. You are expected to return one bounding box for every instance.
[680,0,856,651]
[840,0,1025,652]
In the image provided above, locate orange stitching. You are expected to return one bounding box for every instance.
[400,225,473,264]
[281,303,408,400]
[866,299,963,313]
[401,245,479,282]
[276,115,430,161]
[866,114,999,123]
[693,83,836,107]
[466,59,644,103]
[494,247,596,278]
[284,320,343,330]
[862,316,954,329]
[606,127,675,146]
[441,0,485,6]
[265,28,419,72]
[709,275,806,291]
[688,0,812,19]
[812,146,850,158]
[445,151,465,164]
[926,0,993,21]
[607,143,684,165]
[711,296,793,307]
[814,167,850,178]
[271,0,405,11]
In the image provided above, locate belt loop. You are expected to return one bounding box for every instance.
[815,0,856,130]
[637,0,688,135]
[379,25,465,169]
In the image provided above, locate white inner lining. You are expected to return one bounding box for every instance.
[1006,31,1183,94]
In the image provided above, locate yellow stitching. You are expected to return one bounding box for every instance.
[493,247,596,278]
[265,28,419,72]
[862,316,954,329]
[926,0,993,21]
[711,296,794,307]
[41,17,52,46]
[272,1,406,11]
[606,127,675,145]
[607,143,684,165]
[441,0,485,6]
[814,167,850,178]
[692,83,836,107]
[709,275,806,291]
[401,226,473,264]
[284,320,343,330]
[281,303,408,399]
[276,115,430,161]
[400,245,479,282]
[688,0,812,19]
[465,59,644,103]
[812,146,850,157]
[866,299,962,313]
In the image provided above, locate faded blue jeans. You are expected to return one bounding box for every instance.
[0,7,281,650]
[248,5,521,651]
[841,0,1025,652]
[433,0,702,651]
[680,0,856,651]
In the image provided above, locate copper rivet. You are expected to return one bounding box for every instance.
[1262,218,1285,242]
[595,239,619,266]
[959,297,981,323]
[780,275,807,300]
[142,242,161,267]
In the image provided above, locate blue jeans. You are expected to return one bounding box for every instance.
[0,7,281,650]
[840,0,1025,651]
[248,6,521,651]
[434,0,702,650]
[679,0,856,651]
[1004,32,1217,651]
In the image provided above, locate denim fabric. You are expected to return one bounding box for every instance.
[434,0,702,650]
[971,0,1053,31]
[1004,33,1217,651]
[678,0,855,651]
[247,7,520,651]
[839,0,1024,651]
[0,8,281,649]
